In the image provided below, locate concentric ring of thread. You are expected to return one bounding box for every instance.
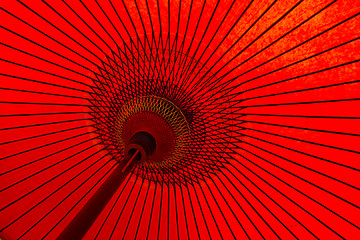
[115,95,191,168]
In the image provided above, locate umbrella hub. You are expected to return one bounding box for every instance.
[116,95,191,167]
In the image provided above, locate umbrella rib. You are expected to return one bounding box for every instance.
[179,0,256,94]
[53,0,149,81]
[122,179,150,240]
[229,152,341,239]
[0,140,105,196]
[223,155,318,239]
[118,0,160,80]
[225,126,360,178]
[167,0,192,91]
[234,112,360,120]
[0,58,91,90]
[189,183,213,239]
[236,138,360,211]
[241,126,360,157]
[155,183,163,240]
[167,183,170,240]
[169,0,195,96]
[233,57,360,98]
[0,124,91,146]
[41,158,117,239]
[0,112,91,118]
[0,87,90,100]
[0,136,98,180]
[109,177,144,239]
[132,0,159,86]
[19,0,114,68]
[183,183,202,240]
[229,78,360,104]
[0,144,109,222]
[12,154,114,239]
[205,176,251,239]
[176,0,236,98]
[193,140,275,234]
[0,73,91,94]
[0,117,92,132]
[217,169,294,239]
[219,13,360,97]
[234,141,360,230]
[107,1,155,81]
[173,182,181,240]
[143,181,157,240]
[170,0,207,92]
[196,9,359,106]
[194,180,226,240]
[78,0,120,52]
[243,119,360,138]
[238,97,360,109]
[0,6,107,71]
[133,0,156,95]
[0,28,98,83]
[0,138,102,195]
[206,0,338,96]
[186,0,282,97]
[93,173,134,239]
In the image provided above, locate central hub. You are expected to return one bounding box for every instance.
[123,112,174,164]
[116,95,190,168]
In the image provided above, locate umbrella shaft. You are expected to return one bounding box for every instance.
[57,150,139,240]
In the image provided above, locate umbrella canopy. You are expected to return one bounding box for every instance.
[1,0,360,239]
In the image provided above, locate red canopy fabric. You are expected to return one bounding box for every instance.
[1,0,360,239]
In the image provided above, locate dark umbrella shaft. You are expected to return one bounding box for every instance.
[57,150,140,240]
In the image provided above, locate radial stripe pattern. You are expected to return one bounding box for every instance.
[0,0,360,239]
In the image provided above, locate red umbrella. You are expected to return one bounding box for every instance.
[1,0,360,239]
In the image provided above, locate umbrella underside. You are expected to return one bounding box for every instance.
[0,0,360,239]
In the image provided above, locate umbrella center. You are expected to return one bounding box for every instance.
[116,95,191,167]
